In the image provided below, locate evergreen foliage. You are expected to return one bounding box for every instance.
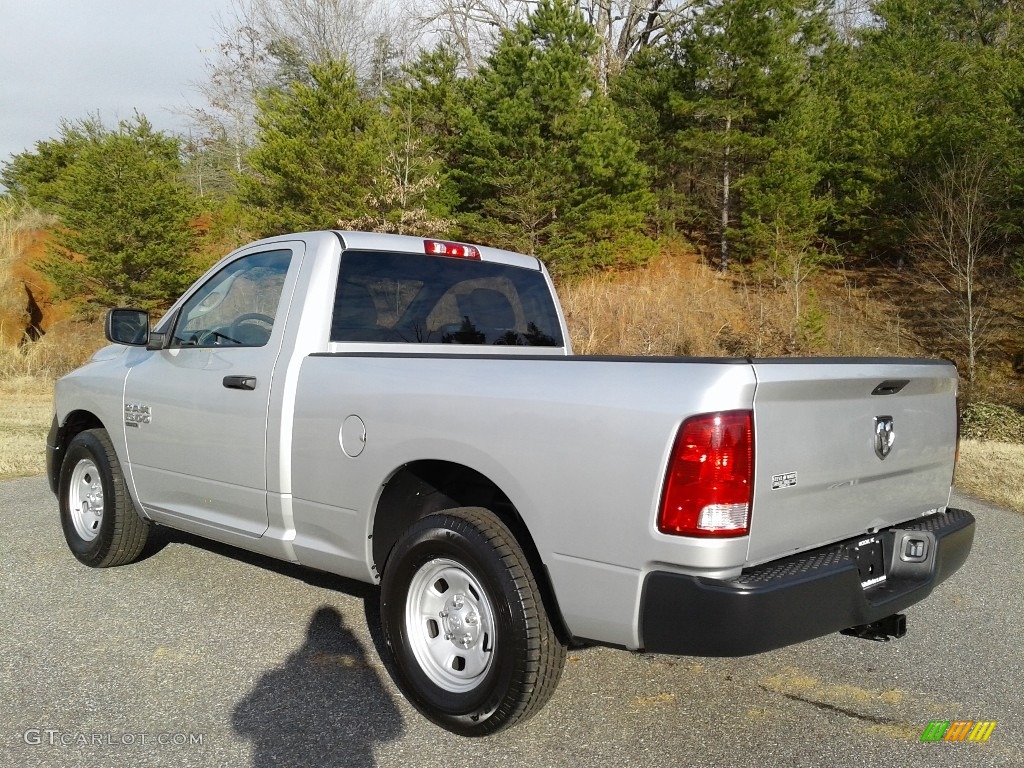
[3,115,199,312]
[618,0,833,270]
[386,48,468,210]
[451,0,655,275]
[239,59,378,234]
[828,0,1024,263]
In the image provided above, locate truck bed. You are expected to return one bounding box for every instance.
[287,351,960,649]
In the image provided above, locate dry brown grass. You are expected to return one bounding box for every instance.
[0,320,106,380]
[0,376,53,479]
[0,323,104,480]
[560,251,751,356]
[558,241,919,359]
[955,440,1024,513]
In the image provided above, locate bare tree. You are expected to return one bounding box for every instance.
[411,0,533,72]
[338,107,456,236]
[828,0,872,44]
[912,156,1001,383]
[412,0,694,78]
[185,0,417,194]
[244,0,398,77]
[186,18,272,185]
[580,0,698,88]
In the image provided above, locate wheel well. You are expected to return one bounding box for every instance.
[61,411,104,445]
[372,460,574,645]
[50,411,105,489]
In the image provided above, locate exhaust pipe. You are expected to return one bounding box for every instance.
[841,613,907,642]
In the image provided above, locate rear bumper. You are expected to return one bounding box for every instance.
[639,508,975,656]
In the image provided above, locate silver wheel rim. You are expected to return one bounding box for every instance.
[68,458,104,542]
[405,557,496,693]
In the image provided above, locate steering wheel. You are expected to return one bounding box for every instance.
[232,312,274,330]
[230,312,275,345]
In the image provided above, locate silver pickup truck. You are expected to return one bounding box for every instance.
[47,230,975,735]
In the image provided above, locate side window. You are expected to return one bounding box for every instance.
[172,249,292,348]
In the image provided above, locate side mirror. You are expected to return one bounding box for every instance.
[104,308,150,346]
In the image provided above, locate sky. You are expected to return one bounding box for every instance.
[0,0,233,170]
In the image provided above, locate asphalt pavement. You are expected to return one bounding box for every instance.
[1,478,1021,768]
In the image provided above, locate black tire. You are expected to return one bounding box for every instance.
[58,428,150,568]
[380,507,566,736]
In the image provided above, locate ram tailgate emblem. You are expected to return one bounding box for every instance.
[874,416,895,460]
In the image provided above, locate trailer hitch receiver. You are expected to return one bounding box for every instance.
[841,613,907,642]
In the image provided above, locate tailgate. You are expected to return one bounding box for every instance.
[747,359,958,565]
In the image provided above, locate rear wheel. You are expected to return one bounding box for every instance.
[59,428,150,567]
[380,507,565,736]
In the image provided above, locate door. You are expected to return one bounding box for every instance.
[123,244,301,536]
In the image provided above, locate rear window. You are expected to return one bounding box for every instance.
[331,250,564,347]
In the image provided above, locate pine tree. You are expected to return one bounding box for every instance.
[611,46,704,237]
[743,88,839,347]
[4,115,200,312]
[240,59,378,235]
[827,0,1024,264]
[380,48,471,226]
[1,117,103,210]
[670,0,833,271]
[453,0,654,275]
[820,0,1024,371]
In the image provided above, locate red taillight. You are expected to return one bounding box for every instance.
[658,410,754,537]
[424,239,481,260]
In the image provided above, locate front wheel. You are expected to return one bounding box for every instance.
[380,507,566,736]
[58,428,150,567]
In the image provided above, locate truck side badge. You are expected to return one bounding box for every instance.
[125,403,152,428]
[874,416,895,459]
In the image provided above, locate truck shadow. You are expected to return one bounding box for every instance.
[150,527,377,596]
[155,527,395,648]
[153,530,405,766]
[232,605,404,768]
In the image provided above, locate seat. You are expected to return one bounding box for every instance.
[331,282,380,341]
[455,289,517,339]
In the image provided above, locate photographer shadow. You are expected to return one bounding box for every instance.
[233,606,403,768]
